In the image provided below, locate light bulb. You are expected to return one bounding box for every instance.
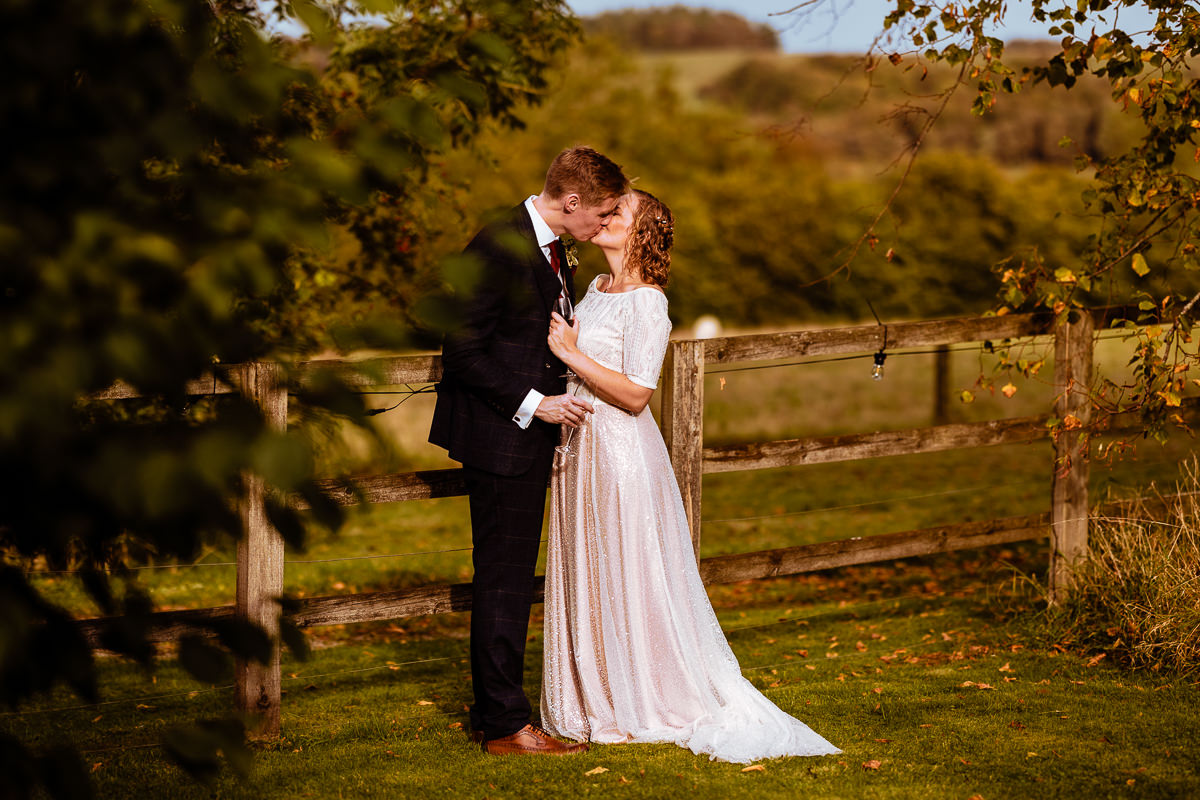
[872,351,887,381]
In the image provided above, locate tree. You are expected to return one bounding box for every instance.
[799,0,1200,441]
[0,1,572,796]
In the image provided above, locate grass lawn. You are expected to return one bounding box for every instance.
[6,545,1199,799]
[8,329,1199,797]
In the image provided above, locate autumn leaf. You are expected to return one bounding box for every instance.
[1157,390,1182,407]
[585,766,608,776]
[960,390,975,404]
[862,760,881,770]
[1132,252,1150,277]
[741,765,765,773]
[1001,382,1018,398]
[416,700,434,706]
[1086,652,1108,667]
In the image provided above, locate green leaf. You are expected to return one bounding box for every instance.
[291,0,335,43]
[280,618,311,662]
[179,634,233,684]
[1131,253,1151,277]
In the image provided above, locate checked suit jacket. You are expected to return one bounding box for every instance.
[429,203,576,476]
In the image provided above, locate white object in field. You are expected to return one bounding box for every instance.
[692,315,722,339]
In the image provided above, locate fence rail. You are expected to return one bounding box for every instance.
[74,307,1195,737]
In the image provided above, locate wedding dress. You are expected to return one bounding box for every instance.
[540,277,841,763]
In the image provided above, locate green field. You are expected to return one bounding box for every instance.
[10,329,1199,798]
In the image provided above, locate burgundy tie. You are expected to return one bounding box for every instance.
[548,241,563,275]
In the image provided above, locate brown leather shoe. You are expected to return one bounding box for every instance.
[481,724,588,756]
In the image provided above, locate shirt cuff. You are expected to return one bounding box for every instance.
[513,389,544,429]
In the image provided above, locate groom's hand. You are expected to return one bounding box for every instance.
[534,394,594,427]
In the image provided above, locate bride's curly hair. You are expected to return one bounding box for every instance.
[624,189,674,288]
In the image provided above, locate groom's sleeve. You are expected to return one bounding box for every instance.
[441,228,540,421]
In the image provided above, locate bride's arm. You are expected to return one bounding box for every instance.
[548,313,655,413]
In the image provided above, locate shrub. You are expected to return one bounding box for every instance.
[1047,458,1200,677]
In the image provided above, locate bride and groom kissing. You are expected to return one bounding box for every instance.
[429,146,840,763]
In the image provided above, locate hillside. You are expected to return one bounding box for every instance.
[637,44,1142,173]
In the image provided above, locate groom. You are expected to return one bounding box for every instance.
[429,146,628,755]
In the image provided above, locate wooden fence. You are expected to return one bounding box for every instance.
[79,308,1192,737]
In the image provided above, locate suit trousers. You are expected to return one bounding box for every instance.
[463,455,553,739]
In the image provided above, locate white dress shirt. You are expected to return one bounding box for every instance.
[511,196,564,429]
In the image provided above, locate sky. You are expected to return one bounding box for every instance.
[568,0,1160,54]
[261,1,1161,54]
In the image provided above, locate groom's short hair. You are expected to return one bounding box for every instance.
[543,146,628,207]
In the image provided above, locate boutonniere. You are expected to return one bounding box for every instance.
[560,235,579,275]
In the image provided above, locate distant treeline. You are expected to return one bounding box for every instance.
[581,5,779,52]
[290,12,1194,341]
[697,47,1132,169]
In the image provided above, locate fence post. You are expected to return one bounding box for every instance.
[235,362,287,738]
[1049,312,1094,603]
[932,344,951,425]
[661,340,705,562]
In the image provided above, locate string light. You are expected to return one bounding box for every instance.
[872,350,887,380]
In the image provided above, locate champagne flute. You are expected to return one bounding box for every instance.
[554,292,581,456]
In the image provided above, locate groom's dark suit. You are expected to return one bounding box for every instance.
[429,202,574,738]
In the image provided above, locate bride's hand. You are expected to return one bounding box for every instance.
[548,312,579,361]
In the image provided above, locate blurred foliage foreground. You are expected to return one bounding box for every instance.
[0,0,574,796]
[5,0,1200,796]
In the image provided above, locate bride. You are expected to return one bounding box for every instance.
[541,189,841,763]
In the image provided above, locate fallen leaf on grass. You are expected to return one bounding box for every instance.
[999,663,1013,672]
[873,739,892,743]
[1086,653,1107,667]
[416,700,434,706]
[585,766,608,776]
[959,681,994,690]
[447,722,462,730]
[741,765,765,773]
[919,724,934,728]
[862,760,881,770]
[619,776,631,784]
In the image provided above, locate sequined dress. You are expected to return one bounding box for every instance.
[540,277,841,763]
